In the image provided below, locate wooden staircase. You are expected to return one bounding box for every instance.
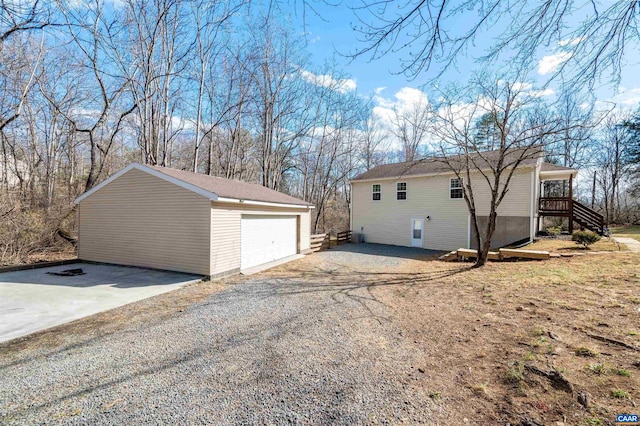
[538,197,604,235]
[572,200,605,234]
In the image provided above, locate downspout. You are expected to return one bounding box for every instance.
[349,182,353,232]
[530,159,541,243]
[530,168,535,243]
[467,214,471,249]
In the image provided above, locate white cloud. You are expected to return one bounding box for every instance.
[372,87,432,151]
[538,52,572,75]
[529,88,555,98]
[372,87,429,125]
[617,87,640,106]
[374,86,386,95]
[300,69,357,93]
[558,37,584,47]
[67,0,126,9]
[598,87,640,112]
[513,82,533,91]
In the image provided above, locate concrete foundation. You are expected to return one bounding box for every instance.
[470,216,531,249]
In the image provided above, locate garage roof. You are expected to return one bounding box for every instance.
[75,163,314,208]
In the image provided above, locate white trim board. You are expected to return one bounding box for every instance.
[216,197,314,210]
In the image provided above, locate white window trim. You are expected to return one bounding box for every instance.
[450,177,464,200]
[396,182,407,201]
[372,183,381,201]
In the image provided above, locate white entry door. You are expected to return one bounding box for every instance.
[411,218,424,247]
[240,215,297,270]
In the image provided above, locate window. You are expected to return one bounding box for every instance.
[396,182,407,200]
[372,184,381,201]
[450,178,463,199]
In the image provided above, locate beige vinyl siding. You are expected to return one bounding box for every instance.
[299,211,311,251]
[351,175,468,251]
[210,202,312,275]
[78,168,211,275]
[351,168,535,251]
[471,168,533,216]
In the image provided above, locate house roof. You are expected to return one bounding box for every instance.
[75,163,314,207]
[351,148,543,182]
[540,162,576,172]
[539,161,578,180]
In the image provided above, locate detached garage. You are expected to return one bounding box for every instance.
[75,163,313,276]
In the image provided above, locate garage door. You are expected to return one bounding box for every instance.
[240,215,297,269]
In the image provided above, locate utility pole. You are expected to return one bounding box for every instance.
[591,171,597,209]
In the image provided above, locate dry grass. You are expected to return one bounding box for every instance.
[365,252,640,425]
[525,237,626,252]
[258,249,640,424]
[610,225,640,242]
[263,251,639,425]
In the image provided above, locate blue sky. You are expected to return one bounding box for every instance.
[291,1,640,112]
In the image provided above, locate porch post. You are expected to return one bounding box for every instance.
[568,174,574,233]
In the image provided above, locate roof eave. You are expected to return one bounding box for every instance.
[216,197,314,209]
[74,163,220,204]
[539,169,578,181]
[350,162,538,183]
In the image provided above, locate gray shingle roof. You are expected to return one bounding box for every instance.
[540,162,576,172]
[147,165,313,206]
[351,148,548,181]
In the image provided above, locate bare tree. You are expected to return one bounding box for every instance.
[595,114,633,225]
[244,14,314,190]
[350,1,639,90]
[56,0,138,191]
[188,0,240,172]
[391,96,430,161]
[208,45,256,179]
[0,1,380,264]
[0,1,50,133]
[122,0,191,166]
[431,75,567,266]
[294,67,365,232]
[358,114,388,171]
[552,93,594,168]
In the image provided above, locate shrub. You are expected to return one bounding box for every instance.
[575,346,598,357]
[572,230,601,248]
[611,389,630,399]
[546,226,562,236]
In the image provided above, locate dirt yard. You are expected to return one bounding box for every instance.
[262,246,640,425]
[1,244,638,425]
[525,236,626,253]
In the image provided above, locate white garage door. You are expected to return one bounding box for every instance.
[240,215,297,269]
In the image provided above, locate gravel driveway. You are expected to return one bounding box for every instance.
[1,244,442,425]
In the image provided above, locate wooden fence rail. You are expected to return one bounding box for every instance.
[310,233,330,253]
[336,230,352,245]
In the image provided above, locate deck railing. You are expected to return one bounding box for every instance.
[539,197,571,214]
[538,197,604,234]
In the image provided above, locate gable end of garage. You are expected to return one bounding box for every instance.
[74,163,219,205]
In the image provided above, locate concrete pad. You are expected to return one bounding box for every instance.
[240,254,305,276]
[0,262,201,343]
[614,237,640,252]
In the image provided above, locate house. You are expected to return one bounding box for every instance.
[350,151,604,251]
[75,163,313,276]
[0,155,30,187]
